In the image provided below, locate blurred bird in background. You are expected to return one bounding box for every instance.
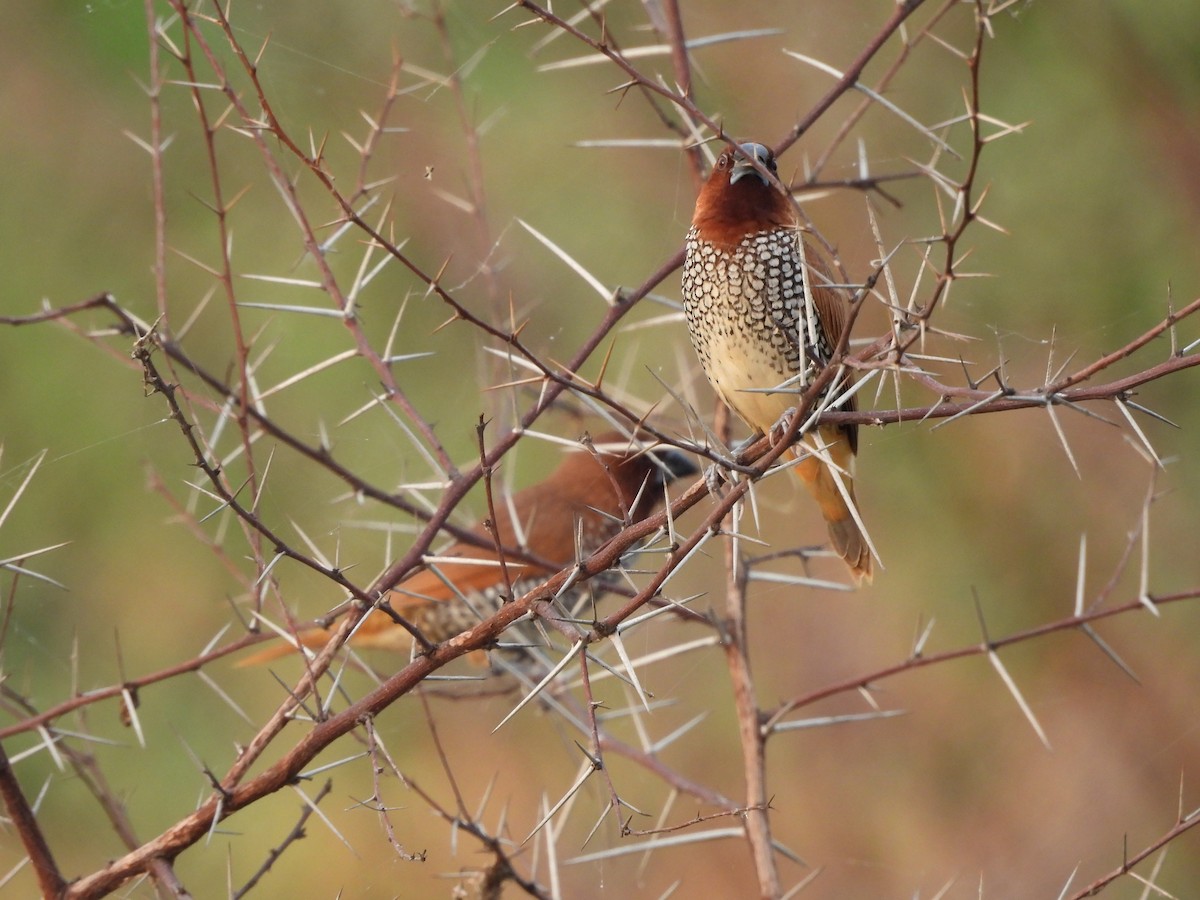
[240,432,696,666]
[682,141,872,582]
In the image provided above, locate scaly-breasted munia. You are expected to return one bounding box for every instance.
[682,141,872,582]
[240,433,696,665]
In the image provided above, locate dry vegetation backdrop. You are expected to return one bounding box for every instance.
[3,1,1200,898]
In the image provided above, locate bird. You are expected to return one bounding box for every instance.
[682,140,872,582]
[239,432,697,665]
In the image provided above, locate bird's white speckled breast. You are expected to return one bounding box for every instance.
[682,226,830,432]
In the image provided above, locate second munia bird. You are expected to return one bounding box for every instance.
[241,433,696,665]
[682,141,872,582]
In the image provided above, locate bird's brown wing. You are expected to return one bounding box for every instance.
[389,546,537,605]
[803,238,858,453]
[801,236,849,356]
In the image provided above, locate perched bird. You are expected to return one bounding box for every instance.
[682,141,872,582]
[240,433,696,665]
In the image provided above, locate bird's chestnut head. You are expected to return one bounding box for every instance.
[692,140,795,245]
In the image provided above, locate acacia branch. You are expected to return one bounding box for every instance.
[0,742,66,897]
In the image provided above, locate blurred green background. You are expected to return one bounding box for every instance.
[2,1,1200,897]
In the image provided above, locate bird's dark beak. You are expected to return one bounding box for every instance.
[729,143,773,186]
[655,449,699,484]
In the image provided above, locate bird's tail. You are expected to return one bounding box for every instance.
[236,605,419,667]
[236,601,488,667]
[235,626,338,668]
[790,428,873,584]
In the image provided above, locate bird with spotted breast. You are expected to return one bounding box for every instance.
[239,432,697,666]
[682,140,872,582]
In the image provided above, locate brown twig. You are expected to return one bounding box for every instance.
[232,781,334,899]
[1068,809,1200,898]
[720,524,779,896]
[763,587,1200,733]
[0,741,66,897]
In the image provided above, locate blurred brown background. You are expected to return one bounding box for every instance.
[2,1,1200,897]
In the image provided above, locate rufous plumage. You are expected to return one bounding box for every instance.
[240,432,696,665]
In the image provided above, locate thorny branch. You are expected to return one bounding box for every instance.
[1,1,1198,898]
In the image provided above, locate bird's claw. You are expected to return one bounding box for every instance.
[703,463,728,498]
[769,407,800,447]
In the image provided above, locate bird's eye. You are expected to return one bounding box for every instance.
[717,154,730,170]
